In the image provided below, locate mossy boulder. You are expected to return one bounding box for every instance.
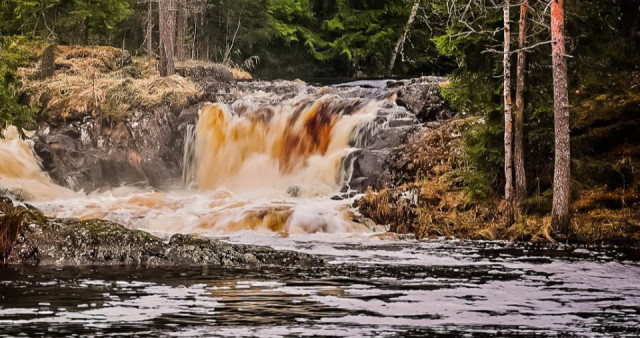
[1,198,323,267]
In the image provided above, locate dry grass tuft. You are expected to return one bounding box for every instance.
[19,46,203,121]
[176,60,252,81]
[229,67,252,80]
[0,209,24,262]
[0,198,28,263]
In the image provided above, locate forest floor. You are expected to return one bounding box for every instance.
[357,72,640,247]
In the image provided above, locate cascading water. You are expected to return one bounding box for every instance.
[0,81,406,236]
[0,126,76,201]
[182,124,197,185]
[189,94,381,196]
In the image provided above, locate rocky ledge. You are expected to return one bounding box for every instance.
[0,198,323,267]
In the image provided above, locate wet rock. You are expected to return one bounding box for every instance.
[388,118,419,128]
[2,200,322,267]
[33,106,189,191]
[349,150,392,191]
[397,80,454,122]
[287,186,301,198]
[347,177,369,192]
[366,126,420,151]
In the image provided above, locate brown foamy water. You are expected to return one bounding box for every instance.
[1,92,385,236]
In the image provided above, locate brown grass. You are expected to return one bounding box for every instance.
[19,46,203,121]
[176,60,252,80]
[355,117,640,245]
[0,198,26,263]
[0,210,23,262]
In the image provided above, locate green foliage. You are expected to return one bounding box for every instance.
[1,0,132,45]
[459,115,503,201]
[0,0,453,79]
[434,0,640,201]
[250,0,453,78]
[0,36,39,131]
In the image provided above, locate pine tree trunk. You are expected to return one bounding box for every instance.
[176,2,187,62]
[191,11,197,60]
[146,0,154,60]
[387,0,420,77]
[514,1,528,207]
[551,0,571,235]
[158,0,176,77]
[503,0,514,225]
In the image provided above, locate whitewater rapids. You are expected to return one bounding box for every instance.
[0,89,392,236]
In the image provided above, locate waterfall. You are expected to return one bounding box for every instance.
[182,124,197,186]
[189,94,382,197]
[4,80,426,235]
[0,126,76,201]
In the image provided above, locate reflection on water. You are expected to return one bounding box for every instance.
[1,238,639,337]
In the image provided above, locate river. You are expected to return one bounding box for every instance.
[1,236,639,336]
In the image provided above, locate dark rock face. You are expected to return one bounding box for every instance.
[348,150,391,190]
[2,199,322,267]
[397,77,454,122]
[33,106,187,191]
[337,77,453,191]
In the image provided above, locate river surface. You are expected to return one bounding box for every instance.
[1,234,639,337]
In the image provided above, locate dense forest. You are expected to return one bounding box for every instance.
[1,0,640,239]
[0,0,456,79]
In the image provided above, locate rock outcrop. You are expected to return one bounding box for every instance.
[0,198,323,267]
[336,77,455,191]
[396,78,454,122]
[33,106,187,191]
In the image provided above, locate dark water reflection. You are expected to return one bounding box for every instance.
[1,240,639,337]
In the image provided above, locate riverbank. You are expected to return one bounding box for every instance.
[355,73,640,247]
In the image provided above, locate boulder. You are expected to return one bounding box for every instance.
[1,198,322,267]
[33,106,188,191]
[396,81,454,122]
[349,149,392,190]
[176,63,235,84]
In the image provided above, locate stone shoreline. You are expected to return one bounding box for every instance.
[0,198,323,267]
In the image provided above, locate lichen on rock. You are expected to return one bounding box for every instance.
[0,198,323,267]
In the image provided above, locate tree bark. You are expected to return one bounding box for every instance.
[514,0,528,207]
[387,0,420,77]
[176,2,187,61]
[503,0,514,225]
[550,0,571,235]
[40,43,56,79]
[158,0,176,76]
[146,0,154,61]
